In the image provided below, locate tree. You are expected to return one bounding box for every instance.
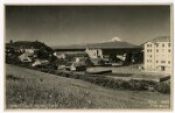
[10,40,13,44]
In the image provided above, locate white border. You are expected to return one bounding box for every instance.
[0,0,174,113]
[2,0,174,5]
[0,2,4,113]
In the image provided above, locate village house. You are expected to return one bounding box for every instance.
[18,53,33,63]
[32,59,49,67]
[144,36,172,75]
[85,48,103,59]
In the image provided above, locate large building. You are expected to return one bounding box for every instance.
[144,36,172,75]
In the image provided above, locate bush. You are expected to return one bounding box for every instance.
[55,71,165,93]
[129,80,148,90]
[155,82,170,94]
[6,55,21,64]
[120,81,131,89]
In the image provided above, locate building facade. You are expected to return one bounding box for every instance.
[85,48,103,59]
[144,36,172,75]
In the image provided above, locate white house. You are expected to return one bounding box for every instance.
[32,59,49,67]
[18,53,32,63]
[144,36,172,75]
[85,48,103,59]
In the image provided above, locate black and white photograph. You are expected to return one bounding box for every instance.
[5,4,172,110]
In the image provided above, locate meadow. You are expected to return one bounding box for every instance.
[6,64,170,109]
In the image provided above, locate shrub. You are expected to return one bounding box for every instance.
[6,55,21,64]
[155,82,170,94]
[6,74,23,81]
[120,81,131,89]
[129,80,146,90]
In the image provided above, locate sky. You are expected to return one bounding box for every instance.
[6,5,170,47]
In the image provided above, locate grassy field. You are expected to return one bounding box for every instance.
[6,64,170,109]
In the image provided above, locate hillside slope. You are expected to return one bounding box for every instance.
[6,64,170,109]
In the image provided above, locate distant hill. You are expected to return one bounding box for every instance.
[86,41,139,49]
[53,44,87,50]
[54,41,141,50]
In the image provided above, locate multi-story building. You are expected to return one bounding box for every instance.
[85,48,103,59]
[144,36,172,75]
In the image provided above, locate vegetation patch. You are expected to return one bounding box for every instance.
[6,77,94,109]
[155,81,170,94]
[6,74,23,81]
[51,70,170,94]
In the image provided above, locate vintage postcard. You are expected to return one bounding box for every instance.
[5,5,172,110]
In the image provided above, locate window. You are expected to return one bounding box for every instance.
[161,61,166,63]
[156,60,159,63]
[168,61,171,64]
[150,55,152,58]
[162,44,165,47]
[147,49,152,52]
[147,60,152,63]
[168,49,171,53]
[161,66,166,71]
[168,43,171,47]
[156,49,159,52]
[147,44,152,47]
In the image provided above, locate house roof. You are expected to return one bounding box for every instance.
[148,36,170,43]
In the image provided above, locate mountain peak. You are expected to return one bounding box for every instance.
[111,37,122,42]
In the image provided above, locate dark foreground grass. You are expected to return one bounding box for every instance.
[6,74,94,109]
[6,64,170,109]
